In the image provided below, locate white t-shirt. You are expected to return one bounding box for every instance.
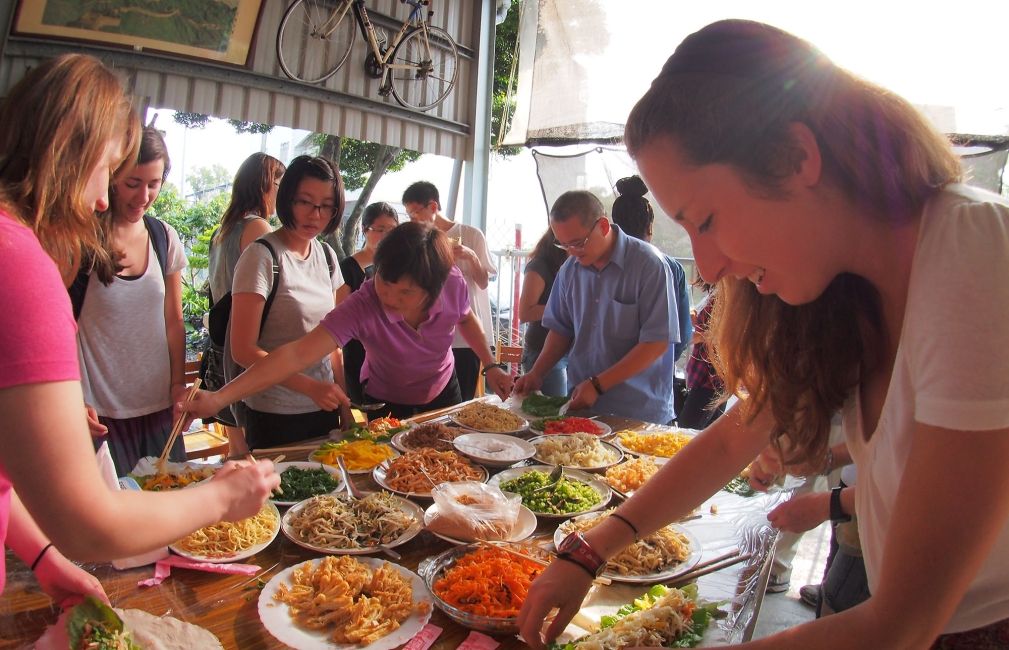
[78,220,187,418]
[843,184,1009,633]
[447,222,496,348]
[231,232,344,414]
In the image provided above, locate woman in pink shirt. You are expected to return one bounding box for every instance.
[0,54,278,605]
[187,221,513,422]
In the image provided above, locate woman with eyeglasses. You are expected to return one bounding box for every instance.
[336,201,400,404]
[228,155,353,449]
[205,152,285,456]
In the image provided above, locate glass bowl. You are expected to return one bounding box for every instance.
[418,542,552,635]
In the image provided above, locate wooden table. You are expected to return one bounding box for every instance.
[1,407,787,648]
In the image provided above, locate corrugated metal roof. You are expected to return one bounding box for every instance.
[0,0,481,160]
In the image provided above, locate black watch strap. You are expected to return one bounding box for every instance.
[830,486,851,523]
[481,362,508,376]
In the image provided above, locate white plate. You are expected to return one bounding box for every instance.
[258,557,432,650]
[389,423,467,453]
[423,502,538,545]
[555,514,702,583]
[169,501,280,563]
[447,406,529,434]
[528,435,623,472]
[281,493,424,554]
[488,464,612,519]
[528,417,614,439]
[452,433,536,468]
[372,454,488,499]
[271,462,345,507]
[307,443,399,474]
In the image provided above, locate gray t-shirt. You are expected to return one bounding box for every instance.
[78,220,188,418]
[230,231,344,414]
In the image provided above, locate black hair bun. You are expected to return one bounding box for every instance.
[615,175,648,198]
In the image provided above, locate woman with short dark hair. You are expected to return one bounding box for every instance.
[228,154,352,449]
[187,222,513,422]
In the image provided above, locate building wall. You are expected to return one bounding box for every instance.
[0,1,481,160]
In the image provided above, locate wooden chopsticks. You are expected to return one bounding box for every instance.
[669,548,753,586]
[156,379,201,474]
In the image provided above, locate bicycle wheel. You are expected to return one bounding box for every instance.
[389,25,459,111]
[277,0,357,84]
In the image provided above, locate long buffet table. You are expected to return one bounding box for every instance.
[1,400,790,649]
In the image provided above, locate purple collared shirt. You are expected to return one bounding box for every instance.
[320,266,470,405]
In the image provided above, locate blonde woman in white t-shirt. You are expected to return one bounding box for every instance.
[519,20,1009,650]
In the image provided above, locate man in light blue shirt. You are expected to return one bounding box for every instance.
[514,191,677,424]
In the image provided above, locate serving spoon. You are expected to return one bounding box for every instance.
[351,401,387,412]
[531,464,564,494]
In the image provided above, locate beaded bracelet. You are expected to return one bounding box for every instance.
[610,512,640,541]
[30,543,53,572]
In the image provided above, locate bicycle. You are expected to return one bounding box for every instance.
[276,0,459,112]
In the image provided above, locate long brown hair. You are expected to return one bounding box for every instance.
[625,20,959,464]
[216,152,286,242]
[0,54,139,284]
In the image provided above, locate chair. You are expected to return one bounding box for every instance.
[181,356,230,460]
[497,344,523,368]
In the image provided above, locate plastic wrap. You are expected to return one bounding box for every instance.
[428,481,522,542]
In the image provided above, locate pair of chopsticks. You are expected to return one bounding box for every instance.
[245,454,286,495]
[669,548,753,586]
[156,379,201,474]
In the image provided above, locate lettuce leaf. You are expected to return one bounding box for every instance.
[67,596,140,649]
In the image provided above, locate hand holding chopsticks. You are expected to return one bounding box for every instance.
[156,379,201,475]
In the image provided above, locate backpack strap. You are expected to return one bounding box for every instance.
[321,242,336,282]
[207,226,219,307]
[70,217,169,321]
[143,214,169,278]
[254,238,281,332]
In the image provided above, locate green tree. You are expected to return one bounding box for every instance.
[492,0,521,154]
[188,164,232,196]
[309,134,421,258]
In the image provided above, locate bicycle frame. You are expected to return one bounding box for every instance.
[351,1,433,78]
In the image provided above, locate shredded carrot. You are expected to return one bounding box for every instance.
[433,547,544,618]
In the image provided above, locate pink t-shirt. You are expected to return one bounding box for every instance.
[0,211,80,594]
[321,267,470,404]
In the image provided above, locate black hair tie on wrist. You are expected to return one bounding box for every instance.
[610,512,640,541]
[31,543,54,572]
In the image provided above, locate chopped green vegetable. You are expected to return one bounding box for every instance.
[343,425,393,442]
[522,394,569,417]
[722,474,756,497]
[278,466,341,501]
[499,470,601,514]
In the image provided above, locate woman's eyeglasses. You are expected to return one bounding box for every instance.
[365,226,395,234]
[292,199,337,217]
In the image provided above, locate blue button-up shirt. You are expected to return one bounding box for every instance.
[543,226,678,424]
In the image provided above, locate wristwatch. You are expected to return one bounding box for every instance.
[556,531,606,578]
[829,486,852,523]
[481,362,509,376]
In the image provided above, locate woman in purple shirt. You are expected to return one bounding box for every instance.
[188,222,513,421]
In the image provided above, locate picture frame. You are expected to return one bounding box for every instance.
[12,1,264,66]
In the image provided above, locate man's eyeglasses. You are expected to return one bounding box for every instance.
[553,218,601,251]
[292,199,337,217]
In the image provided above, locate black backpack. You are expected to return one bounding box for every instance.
[206,235,336,346]
[69,214,169,320]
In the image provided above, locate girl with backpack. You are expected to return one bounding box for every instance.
[76,126,188,476]
[228,155,353,449]
[205,152,286,456]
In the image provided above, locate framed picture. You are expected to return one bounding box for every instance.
[13,1,264,66]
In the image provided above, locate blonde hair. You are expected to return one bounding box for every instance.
[625,21,960,464]
[0,54,140,284]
